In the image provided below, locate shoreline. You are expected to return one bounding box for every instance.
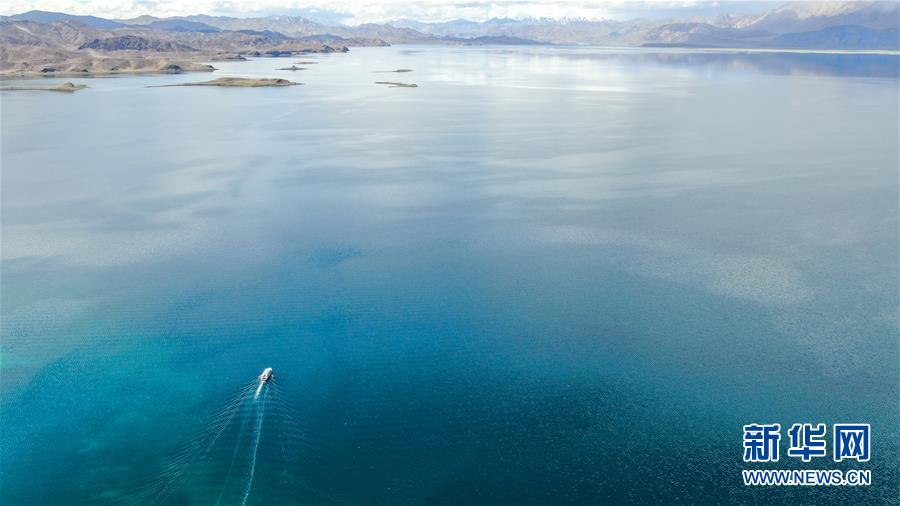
[0,68,213,79]
[0,46,350,80]
[0,63,217,79]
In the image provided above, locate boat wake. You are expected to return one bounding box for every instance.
[241,385,266,506]
[118,369,325,505]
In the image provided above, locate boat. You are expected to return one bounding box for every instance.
[255,368,274,399]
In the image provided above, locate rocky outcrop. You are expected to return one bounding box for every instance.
[321,45,349,53]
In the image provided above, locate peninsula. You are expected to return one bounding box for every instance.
[0,82,87,92]
[149,77,301,87]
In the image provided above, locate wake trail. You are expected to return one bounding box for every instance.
[214,389,256,506]
[122,385,255,506]
[241,386,267,506]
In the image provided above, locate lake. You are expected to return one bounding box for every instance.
[1,46,898,504]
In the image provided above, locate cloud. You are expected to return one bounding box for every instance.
[0,0,776,24]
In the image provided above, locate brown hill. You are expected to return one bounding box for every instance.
[78,35,197,51]
[0,18,385,77]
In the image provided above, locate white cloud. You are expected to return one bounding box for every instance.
[0,0,780,24]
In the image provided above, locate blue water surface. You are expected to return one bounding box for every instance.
[1,46,898,504]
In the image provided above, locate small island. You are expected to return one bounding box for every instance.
[0,82,87,92]
[149,77,302,88]
[376,69,414,73]
[375,81,418,88]
[209,54,248,62]
[277,65,306,71]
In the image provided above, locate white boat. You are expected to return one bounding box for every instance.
[255,367,273,400]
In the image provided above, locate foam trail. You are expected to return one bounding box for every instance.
[241,385,266,506]
[214,392,254,506]
[151,390,250,505]
[121,383,256,506]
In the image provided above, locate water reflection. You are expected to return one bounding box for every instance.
[481,47,900,78]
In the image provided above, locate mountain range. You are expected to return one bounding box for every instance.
[388,2,898,48]
[3,1,899,49]
[1,2,897,77]
[4,1,900,50]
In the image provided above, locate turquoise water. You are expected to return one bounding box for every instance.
[1,46,898,504]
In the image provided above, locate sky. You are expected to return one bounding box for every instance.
[0,0,798,24]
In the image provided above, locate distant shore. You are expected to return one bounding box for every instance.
[0,47,354,78]
[634,45,900,56]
